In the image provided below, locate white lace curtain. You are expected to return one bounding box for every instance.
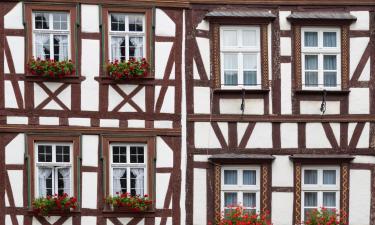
[129,37,143,59]
[111,37,125,61]
[54,35,68,61]
[113,168,126,194]
[38,168,52,197]
[35,34,50,60]
[131,168,144,195]
[58,168,71,195]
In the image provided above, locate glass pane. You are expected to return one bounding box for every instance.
[243,193,256,208]
[38,167,53,197]
[323,170,336,185]
[223,30,237,46]
[224,71,238,86]
[129,15,143,32]
[111,37,126,61]
[224,170,237,185]
[35,12,49,29]
[243,54,257,70]
[53,35,68,61]
[305,72,318,87]
[323,32,337,47]
[38,145,52,162]
[113,168,127,194]
[323,192,336,207]
[224,54,238,70]
[244,71,257,86]
[305,55,318,70]
[304,32,318,47]
[242,30,257,46]
[130,146,144,163]
[53,13,68,30]
[304,192,318,207]
[112,146,126,163]
[56,145,70,162]
[111,14,125,31]
[35,34,50,60]
[224,192,237,207]
[304,170,318,184]
[129,37,143,59]
[57,168,70,196]
[243,170,256,185]
[324,55,337,70]
[130,168,144,196]
[324,72,337,87]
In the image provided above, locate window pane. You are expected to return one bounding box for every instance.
[323,170,336,185]
[323,32,337,47]
[242,30,257,46]
[129,15,143,32]
[324,72,337,87]
[223,30,237,46]
[304,32,318,47]
[243,209,256,215]
[53,13,68,30]
[224,54,238,70]
[111,14,125,31]
[244,72,257,86]
[304,192,318,207]
[243,170,256,185]
[224,170,237,185]
[305,72,318,87]
[57,168,70,196]
[56,145,70,162]
[35,12,49,29]
[35,34,50,60]
[243,54,257,70]
[111,37,126,61]
[113,168,127,194]
[130,146,144,163]
[112,146,126,163]
[129,37,143,59]
[324,55,337,70]
[305,55,318,70]
[243,193,256,208]
[53,35,68,61]
[304,170,318,184]
[224,72,238,86]
[130,168,144,196]
[38,145,52,162]
[224,192,237,207]
[323,192,336,207]
[38,167,53,197]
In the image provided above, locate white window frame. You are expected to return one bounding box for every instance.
[109,143,147,196]
[32,11,71,61]
[301,166,340,222]
[108,13,146,62]
[301,27,341,90]
[35,142,73,197]
[220,166,260,213]
[220,26,261,89]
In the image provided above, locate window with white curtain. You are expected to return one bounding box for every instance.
[32,12,70,61]
[109,13,145,61]
[302,166,340,221]
[301,28,341,90]
[110,144,147,196]
[35,143,72,197]
[221,166,260,215]
[220,26,261,89]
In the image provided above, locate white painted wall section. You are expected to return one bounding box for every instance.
[155,173,171,208]
[156,137,174,168]
[81,5,100,32]
[350,38,369,78]
[39,117,59,125]
[196,37,210,76]
[155,42,173,79]
[81,217,97,225]
[350,11,369,30]
[300,101,340,115]
[193,168,207,225]
[280,123,298,148]
[280,37,291,56]
[247,123,272,148]
[279,11,291,30]
[5,133,25,165]
[6,36,24,73]
[7,170,23,207]
[272,156,294,186]
[349,170,371,225]
[81,172,98,209]
[220,99,264,115]
[306,123,331,148]
[194,87,211,114]
[155,9,176,37]
[194,122,221,148]
[4,3,23,29]
[7,116,28,125]
[349,88,369,114]
[4,80,24,108]
[272,193,293,225]
[82,135,99,167]
[280,63,292,114]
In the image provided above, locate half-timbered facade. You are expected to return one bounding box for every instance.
[0,0,374,225]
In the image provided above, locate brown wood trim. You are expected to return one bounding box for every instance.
[280,56,291,63]
[211,23,220,88]
[293,25,302,90]
[349,30,370,37]
[271,186,294,192]
[340,163,349,224]
[341,25,350,90]
[261,24,269,89]
[26,135,80,202]
[293,163,302,225]
[81,32,101,40]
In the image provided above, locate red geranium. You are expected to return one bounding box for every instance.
[32,193,78,216]
[106,193,152,212]
[303,207,347,225]
[106,58,150,80]
[27,58,75,78]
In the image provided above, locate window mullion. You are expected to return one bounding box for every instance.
[125,35,129,61]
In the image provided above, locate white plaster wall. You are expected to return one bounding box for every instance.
[39,117,59,125]
[128,120,145,128]
[358,60,370,81]
[34,82,71,110]
[156,137,173,168]
[280,37,291,56]
[32,217,42,225]
[349,88,369,114]
[194,87,211,114]
[220,98,264,115]
[68,118,91,126]
[300,101,340,115]
[7,36,24,73]
[4,80,24,108]
[272,156,294,186]
[155,218,172,225]
[81,5,99,33]
[7,116,28,125]
[280,123,298,148]
[155,173,171,208]
[193,60,201,80]
[350,11,369,30]
[196,20,209,31]
[350,38,369,78]
[306,123,331,148]
[352,156,375,164]
[348,122,369,148]
[193,168,207,225]
[81,39,99,111]
[4,53,10,74]
[196,37,210,76]
[7,170,23,207]
[81,217,96,225]
[109,85,145,112]
[193,155,212,162]
[155,9,175,37]
[330,123,340,144]
[247,123,272,148]
[155,86,175,113]
[155,42,173,79]
[272,193,293,225]
[218,122,228,145]
[281,63,292,114]
[81,172,98,209]
[194,122,221,148]
[5,133,24,165]
[349,170,371,225]
[100,119,119,128]
[279,11,291,30]
[4,3,23,29]
[154,120,173,129]
[5,215,23,225]
[82,135,99,167]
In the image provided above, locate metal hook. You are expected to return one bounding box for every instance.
[320,89,327,115]
[240,89,245,115]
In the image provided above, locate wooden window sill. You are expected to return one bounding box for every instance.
[95,76,155,85]
[27,210,80,216]
[102,209,156,217]
[24,75,86,83]
[213,88,270,95]
[294,89,350,96]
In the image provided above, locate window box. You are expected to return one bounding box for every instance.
[105,193,152,213]
[106,58,151,80]
[31,193,78,216]
[27,58,76,79]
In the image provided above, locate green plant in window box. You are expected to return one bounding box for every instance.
[106,58,150,80]
[211,205,271,225]
[303,207,347,225]
[27,58,76,78]
[32,193,78,216]
[105,192,152,212]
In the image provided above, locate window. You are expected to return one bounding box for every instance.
[35,143,72,197]
[110,143,147,196]
[301,28,341,90]
[32,12,70,61]
[221,166,260,215]
[220,26,261,89]
[302,166,340,221]
[108,13,145,61]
